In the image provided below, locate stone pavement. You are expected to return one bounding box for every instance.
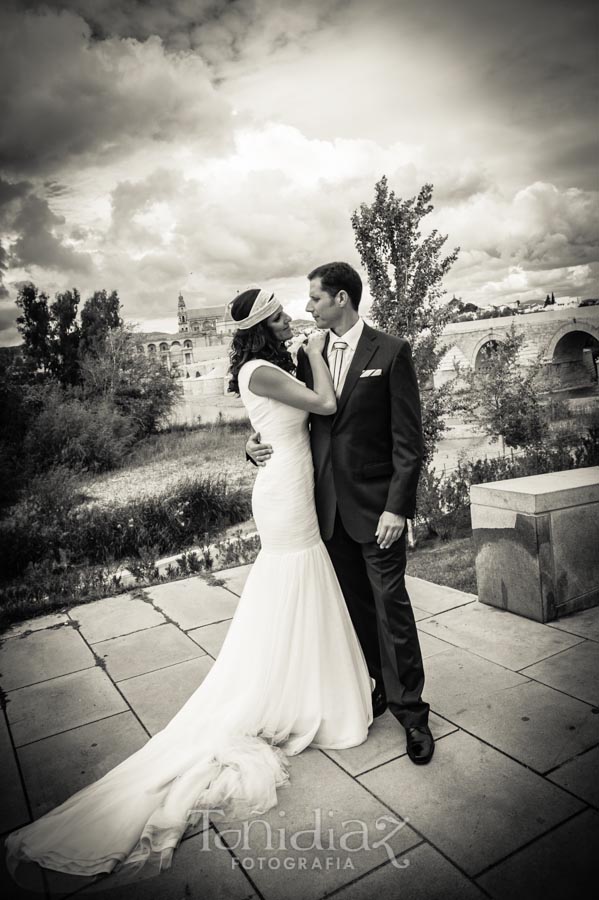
[1,569,597,900]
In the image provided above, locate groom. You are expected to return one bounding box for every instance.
[247,261,433,764]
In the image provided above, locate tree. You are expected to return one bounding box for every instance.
[351,178,459,462]
[15,284,124,386]
[80,328,182,436]
[80,290,123,357]
[454,322,547,452]
[15,283,53,376]
[49,289,81,385]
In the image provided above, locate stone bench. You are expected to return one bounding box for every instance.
[470,466,599,622]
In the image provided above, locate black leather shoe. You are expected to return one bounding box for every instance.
[372,686,388,718]
[405,725,435,764]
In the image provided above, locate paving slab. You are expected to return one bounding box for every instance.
[430,677,599,773]
[214,747,420,900]
[411,606,433,622]
[415,630,452,659]
[0,713,29,834]
[423,645,530,718]
[17,711,148,819]
[70,595,166,644]
[520,640,599,705]
[418,601,584,670]
[548,604,599,642]
[477,808,598,900]
[547,745,599,807]
[55,828,258,900]
[215,564,252,597]
[7,667,128,747]
[324,711,456,777]
[0,626,95,691]
[188,619,232,658]
[146,578,239,630]
[94,624,206,682]
[359,729,583,876]
[2,612,70,639]
[405,576,477,615]
[334,842,488,900]
[118,656,214,735]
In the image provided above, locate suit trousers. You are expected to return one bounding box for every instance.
[325,510,430,729]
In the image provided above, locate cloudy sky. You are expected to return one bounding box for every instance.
[0,0,597,344]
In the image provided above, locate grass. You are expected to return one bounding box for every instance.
[80,418,255,508]
[407,534,477,595]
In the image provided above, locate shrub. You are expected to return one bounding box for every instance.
[416,427,599,539]
[23,386,136,473]
[0,473,252,580]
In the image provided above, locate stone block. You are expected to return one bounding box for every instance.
[471,466,599,621]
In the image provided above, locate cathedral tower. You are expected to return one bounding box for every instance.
[178,292,188,332]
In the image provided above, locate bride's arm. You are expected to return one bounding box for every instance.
[249,333,336,415]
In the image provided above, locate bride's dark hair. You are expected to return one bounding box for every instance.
[228,288,295,394]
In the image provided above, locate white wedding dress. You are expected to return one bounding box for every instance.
[5,358,372,882]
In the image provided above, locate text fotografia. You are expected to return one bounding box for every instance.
[187,808,411,870]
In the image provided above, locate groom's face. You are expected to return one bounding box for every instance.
[306,277,341,331]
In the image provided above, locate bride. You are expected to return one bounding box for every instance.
[5,286,373,883]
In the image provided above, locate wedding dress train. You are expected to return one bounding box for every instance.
[5,358,372,880]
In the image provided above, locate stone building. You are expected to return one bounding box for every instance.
[138,293,235,378]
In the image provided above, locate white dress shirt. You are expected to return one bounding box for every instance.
[326,317,365,396]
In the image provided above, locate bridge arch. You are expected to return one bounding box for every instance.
[471,333,506,371]
[545,322,599,389]
[545,321,599,360]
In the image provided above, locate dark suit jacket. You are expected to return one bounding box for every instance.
[296,323,424,543]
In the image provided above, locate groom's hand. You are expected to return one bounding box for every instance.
[376,511,406,549]
[246,431,273,466]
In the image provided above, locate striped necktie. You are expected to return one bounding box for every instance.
[330,340,348,395]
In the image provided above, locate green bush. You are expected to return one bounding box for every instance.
[0,473,252,580]
[417,427,599,539]
[23,389,136,473]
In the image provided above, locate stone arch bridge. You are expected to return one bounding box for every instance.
[436,305,599,391]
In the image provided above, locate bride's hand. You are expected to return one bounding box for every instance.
[306,330,327,355]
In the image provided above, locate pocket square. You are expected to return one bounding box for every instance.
[360,369,382,377]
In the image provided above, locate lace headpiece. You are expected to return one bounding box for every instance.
[229,286,280,330]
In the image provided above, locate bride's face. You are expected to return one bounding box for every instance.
[266,306,293,343]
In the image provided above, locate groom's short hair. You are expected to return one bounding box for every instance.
[308,262,363,310]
